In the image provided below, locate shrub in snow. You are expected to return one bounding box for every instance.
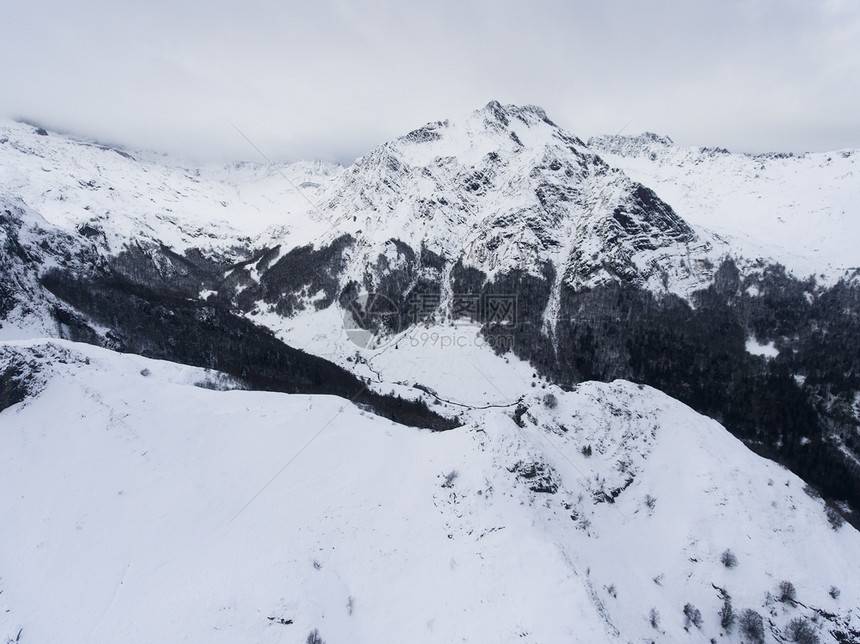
[825,505,845,530]
[542,392,558,409]
[581,445,592,457]
[719,597,735,631]
[829,586,841,600]
[739,609,765,643]
[644,494,657,510]
[306,629,325,644]
[649,608,660,629]
[778,580,798,603]
[787,617,819,644]
[803,484,820,499]
[441,469,459,488]
[683,603,703,630]
[720,549,738,568]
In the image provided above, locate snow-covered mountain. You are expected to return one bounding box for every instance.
[2,104,860,643]
[289,102,719,296]
[0,119,341,256]
[2,339,859,644]
[588,132,860,280]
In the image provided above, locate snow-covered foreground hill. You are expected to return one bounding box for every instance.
[2,340,858,643]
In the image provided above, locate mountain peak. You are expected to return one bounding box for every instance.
[588,132,675,158]
[479,100,556,129]
[301,101,711,303]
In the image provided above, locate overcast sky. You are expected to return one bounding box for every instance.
[2,0,858,164]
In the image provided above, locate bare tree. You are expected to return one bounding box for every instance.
[307,629,325,644]
[787,617,819,644]
[739,609,765,644]
[683,603,703,630]
[720,549,738,568]
[778,580,797,603]
[719,596,735,631]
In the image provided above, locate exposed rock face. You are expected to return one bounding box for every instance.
[290,102,715,306]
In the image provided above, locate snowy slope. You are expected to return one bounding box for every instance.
[245,303,539,410]
[0,197,104,341]
[2,339,859,644]
[0,118,341,257]
[588,133,860,281]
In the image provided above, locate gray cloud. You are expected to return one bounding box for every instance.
[2,0,858,163]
